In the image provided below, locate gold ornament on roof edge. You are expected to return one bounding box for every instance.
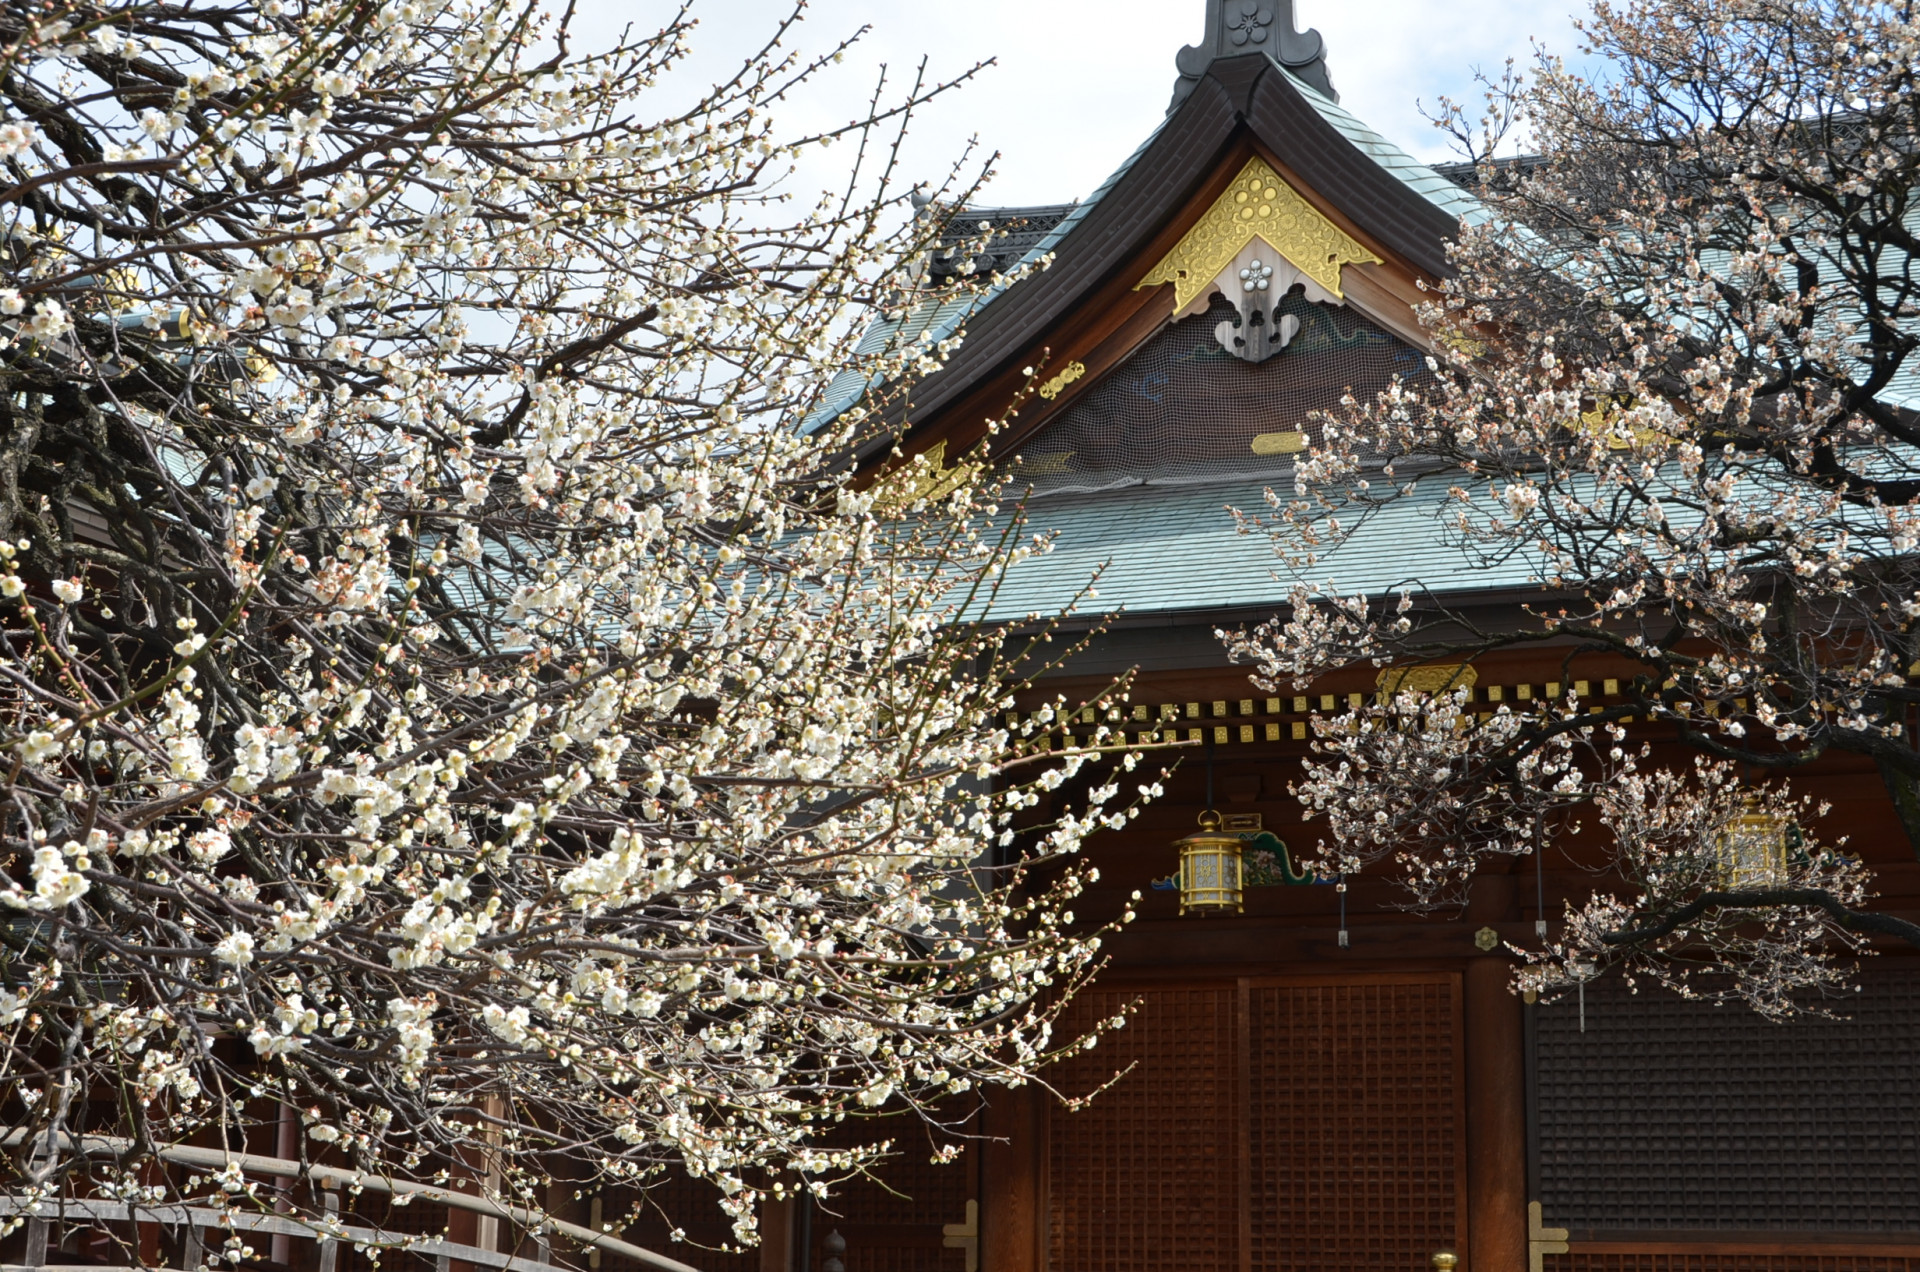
[1249,430,1306,455]
[1036,361,1087,401]
[1577,394,1669,450]
[1136,156,1382,309]
[870,441,980,512]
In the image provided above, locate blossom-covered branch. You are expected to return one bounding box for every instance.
[1228,0,1920,1016]
[0,0,1141,1261]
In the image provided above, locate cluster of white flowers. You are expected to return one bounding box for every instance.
[0,0,1131,1259]
[1228,0,1920,1017]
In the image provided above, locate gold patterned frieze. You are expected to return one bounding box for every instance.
[1136,156,1382,309]
[1376,662,1478,703]
[870,440,979,512]
[1036,361,1086,401]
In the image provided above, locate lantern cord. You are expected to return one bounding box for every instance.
[1204,734,1215,810]
[1337,873,1349,948]
[1534,814,1548,941]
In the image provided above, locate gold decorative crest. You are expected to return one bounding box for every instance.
[1136,156,1382,309]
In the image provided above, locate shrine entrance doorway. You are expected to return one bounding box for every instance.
[1046,975,1467,1272]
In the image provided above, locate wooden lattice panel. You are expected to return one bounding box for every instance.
[1248,979,1463,1271]
[1048,986,1241,1272]
[1533,971,1920,1232]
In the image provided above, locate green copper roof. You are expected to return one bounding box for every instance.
[1287,78,1490,228]
[981,473,1530,623]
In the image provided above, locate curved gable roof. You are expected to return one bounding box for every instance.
[831,55,1478,458]
[1282,77,1488,230]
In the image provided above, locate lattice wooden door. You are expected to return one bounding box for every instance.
[1049,986,1242,1272]
[1046,976,1464,1272]
[1247,979,1465,1271]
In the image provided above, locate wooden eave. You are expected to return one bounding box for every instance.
[859,53,1459,481]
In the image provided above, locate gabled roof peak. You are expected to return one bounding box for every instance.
[1171,0,1335,111]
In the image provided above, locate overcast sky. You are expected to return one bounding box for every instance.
[580,1,1593,208]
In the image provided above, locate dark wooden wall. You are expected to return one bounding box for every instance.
[749,644,1920,1272]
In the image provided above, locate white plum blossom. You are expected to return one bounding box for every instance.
[1,842,92,910]
[212,931,256,967]
[1228,0,1920,1019]
[0,122,36,157]
[25,300,69,339]
[0,0,1135,1252]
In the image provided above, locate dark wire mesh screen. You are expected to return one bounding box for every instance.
[1005,293,1429,495]
[1532,969,1920,1233]
[1249,980,1463,1271]
[1047,986,1241,1272]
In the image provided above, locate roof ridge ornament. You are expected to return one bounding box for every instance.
[1170,0,1336,113]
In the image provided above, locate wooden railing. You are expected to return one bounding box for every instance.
[0,1134,699,1272]
[0,1194,559,1272]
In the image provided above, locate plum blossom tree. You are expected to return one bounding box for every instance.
[0,0,1140,1260]
[1227,0,1920,1018]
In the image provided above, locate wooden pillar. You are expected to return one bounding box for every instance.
[759,1196,794,1272]
[1464,957,1528,1272]
[444,1181,480,1272]
[981,1084,1043,1272]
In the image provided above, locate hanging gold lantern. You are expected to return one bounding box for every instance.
[1176,810,1244,915]
[1716,804,1791,888]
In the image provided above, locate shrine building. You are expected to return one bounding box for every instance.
[760,3,1920,1271]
